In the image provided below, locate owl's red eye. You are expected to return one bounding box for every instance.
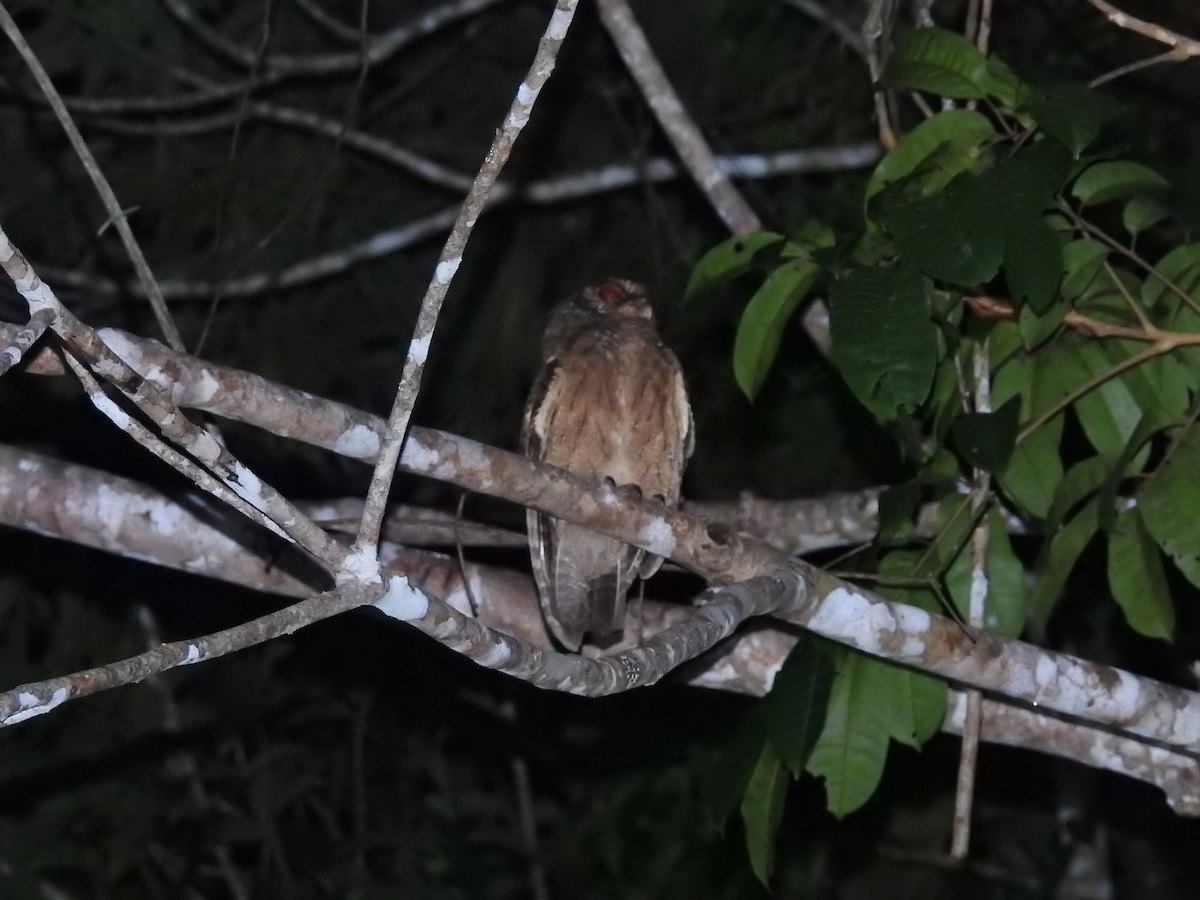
[595,282,626,303]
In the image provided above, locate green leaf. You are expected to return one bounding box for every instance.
[1107,508,1174,639]
[1004,214,1064,311]
[945,508,1028,638]
[1044,343,1147,459]
[1018,295,1067,348]
[764,635,835,775]
[1095,409,1175,532]
[700,635,832,831]
[732,257,821,399]
[807,653,893,817]
[881,663,947,750]
[881,173,1005,285]
[976,141,1072,311]
[883,27,988,99]
[1019,82,1120,157]
[979,56,1022,108]
[787,219,837,253]
[1060,239,1109,302]
[866,109,995,199]
[993,353,1065,517]
[740,743,787,887]
[1071,161,1169,208]
[1123,195,1170,236]
[984,138,1075,213]
[830,263,937,418]
[950,395,1021,473]
[1141,425,1200,589]
[1032,498,1100,627]
[1143,243,1200,309]
[685,231,785,299]
[1046,456,1110,532]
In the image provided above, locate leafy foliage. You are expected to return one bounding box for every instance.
[690,26,1198,879]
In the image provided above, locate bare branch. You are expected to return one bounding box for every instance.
[0,226,343,566]
[3,441,1198,808]
[8,320,1200,757]
[1083,0,1200,58]
[357,0,580,551]
[1,581,387,726]
[596,0,762,234]
[19,142,877,303]
[0,306,52,376]
[162,0,509,76]
[0,1,182,350]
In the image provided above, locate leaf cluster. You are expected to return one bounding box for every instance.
[690,27,1199,882]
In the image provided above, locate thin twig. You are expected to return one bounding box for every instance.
[0,306,53,376]
[162,0,509,76]
[951,341,991,859]
[864,0,899,148]
[1090,48,1190,88]
[0,1,182,350]
[355,0,581,552]
[1082,0,1200,57]
[778,0,866,57]
[596,0,762,234]
[17,142,877,303]
[0,225,342,565]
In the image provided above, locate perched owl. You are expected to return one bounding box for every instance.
[521,279,693,650]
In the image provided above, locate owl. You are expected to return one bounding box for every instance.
[521,279,693,650]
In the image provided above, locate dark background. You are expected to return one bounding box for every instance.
[3,0,1200,896]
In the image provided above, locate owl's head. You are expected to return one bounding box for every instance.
[578,279,653,321]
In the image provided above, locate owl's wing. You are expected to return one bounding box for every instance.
[521,358,561,639]
[522,357,637,648]
[638,348,693,580]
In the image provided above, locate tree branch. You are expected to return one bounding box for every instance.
[357,0,579,550]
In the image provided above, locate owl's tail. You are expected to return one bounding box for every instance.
[583,571,626,640]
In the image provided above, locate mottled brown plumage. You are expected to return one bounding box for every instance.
[521,279,693,649]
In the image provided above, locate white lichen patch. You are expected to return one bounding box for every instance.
[637,518,676,556]
[97,328,141,367]
[332,423,382,459]
[434,256,461,285]
[373,575,428,621]
[807,585,901,656]
[193,368,220,403]
[547,5,574,39]
[1110,668,1142,714]
[90,391,135,430]
[891,602,932,657]
[407,331,432,365]
[478,640,511,668]
[457,440,491,477]
[400,434,440,472]
[94,483,127,538]
[8,687,70,725]
[444,584,473,615]
[340,546,382,584]
[180,643,203,665]
[148,499,187,534]
[226,462,265,505]
[17,457,40,472]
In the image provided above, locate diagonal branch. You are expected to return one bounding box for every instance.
[7,320,1200,757]
[357,0,580,552]
[2,442,1198,810]
[0,2,182,351]
[596,0,762,235]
